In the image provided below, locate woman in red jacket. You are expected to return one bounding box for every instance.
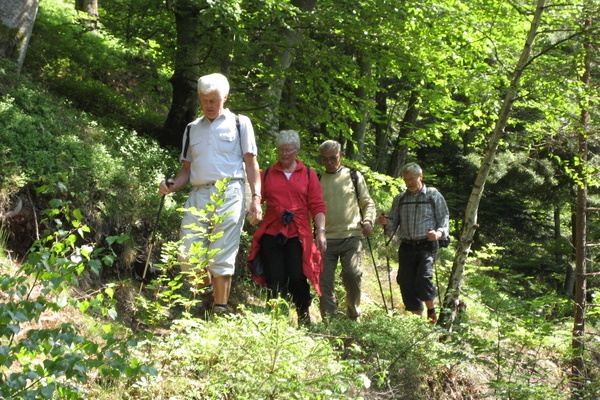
[248,130,327,324]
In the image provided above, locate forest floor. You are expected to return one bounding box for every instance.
[3,239,593,399]
[107,243,578,399]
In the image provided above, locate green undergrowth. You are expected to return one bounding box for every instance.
[0,60,183,269]
[0,196,155,400]
[2,199,599,399]
[93,306,365,400]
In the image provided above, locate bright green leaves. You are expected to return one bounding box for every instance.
[0,198,154,400]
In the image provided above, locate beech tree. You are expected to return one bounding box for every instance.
[0,0,40,73]
[75,0,99,30]
[161,0,204,148]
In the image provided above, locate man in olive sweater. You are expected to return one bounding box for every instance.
[318,140,376,320]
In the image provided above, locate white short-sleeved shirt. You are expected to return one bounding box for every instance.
[180,109,257,186]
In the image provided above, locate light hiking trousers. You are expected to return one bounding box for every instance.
[179,180,245,277]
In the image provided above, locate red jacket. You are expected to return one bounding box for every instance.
[248,160,326,295]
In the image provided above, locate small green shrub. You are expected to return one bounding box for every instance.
[120,302,364,400]
[134,179,234,326]
[312,310,454,399]
[0,195,156,399]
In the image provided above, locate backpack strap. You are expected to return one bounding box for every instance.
[318,167,362,217]
[236,114,241,154]
[182,124,192,159]
[426,187,436,218]
[397,187,438,227]
[349,168,364,220]
[182,114,241,159]
[349,168,360,201]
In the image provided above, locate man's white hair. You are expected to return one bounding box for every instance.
[198,73,230,96]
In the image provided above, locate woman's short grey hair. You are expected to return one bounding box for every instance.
[401,163,422,176]
[276,130,301,149]
[319,140,341,154]
[198,73,230,96]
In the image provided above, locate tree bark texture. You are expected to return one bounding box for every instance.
[439,0,547,328]
[162,1,202,148]
[0,0,39,73]
[75,0,99,30]
[75,0,98,17]
[347,56,371,162]
[386,89,419,178]
[373,88,390,171]
[571,13,592,399]
[263,0,317,133]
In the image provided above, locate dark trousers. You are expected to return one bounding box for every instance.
[259,234,311,314]
[397,241,437,312]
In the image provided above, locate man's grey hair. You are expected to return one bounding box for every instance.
[319,140,341,154]
[276,130,301,150]
[401,163,422,176]
[198,73,230,96]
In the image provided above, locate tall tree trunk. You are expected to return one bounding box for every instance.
[347,56,371,162]
[75,0,98,16]
[439,0,547,328]
[373,87,390,171]
[262,0,317,133]
[386,89,419,178]
[75,0,99,30]
[562,205,576,296]
[0,0,39,73]
[162,1,202,148]
[571,13,592,400]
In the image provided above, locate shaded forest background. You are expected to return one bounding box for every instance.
[1,0,600,399]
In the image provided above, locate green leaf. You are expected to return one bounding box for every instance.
[72,208,83,220]
[102,286,114,300]
[5,324,20,335]
[7,310,29,322]
[40,383,56,399]
[89,259,102,275]
[79,300,90,313]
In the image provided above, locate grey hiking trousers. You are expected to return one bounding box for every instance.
[319,236,363,320]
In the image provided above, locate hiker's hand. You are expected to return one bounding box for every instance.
[361,220,373,237]
[248,201,263,225]
[159,179,174,195]
[377,214,389,226]
[315,231,327,253]
[426,229,441,241]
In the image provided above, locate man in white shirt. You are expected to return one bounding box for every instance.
[159,73,262,314]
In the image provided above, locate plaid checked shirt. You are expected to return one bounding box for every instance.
[388,185,449,241]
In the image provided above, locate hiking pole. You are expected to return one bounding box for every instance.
[139,170,172,293]
[365,236,388,311]
[384,222,399,310]
[434,256,443,312]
